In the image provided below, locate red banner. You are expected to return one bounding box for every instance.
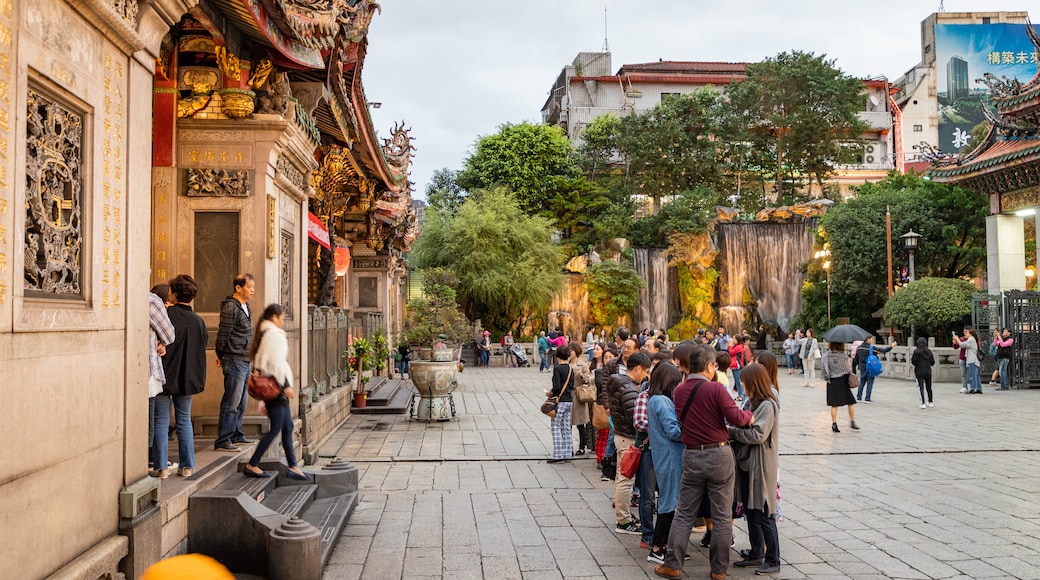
[307,212,331,250]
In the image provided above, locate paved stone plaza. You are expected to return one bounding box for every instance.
[318,365,1040,580]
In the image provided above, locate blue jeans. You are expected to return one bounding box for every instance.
[968,362,982,393]
[856,368,875,401]
[480,350,490,368]
[999,358,1010,389]
[745,508,780,567]
[397,359,410,377]
[731,368,745,398]
[216,359,250,446]
[153,394,195,469]
[959,359,968,391]
[249,398,297,468]
[637,446,657,544]
[538,350,550,371]
[785,354,796,369]
[604,422,616,457]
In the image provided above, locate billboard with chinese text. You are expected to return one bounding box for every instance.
[935,23,1037,153]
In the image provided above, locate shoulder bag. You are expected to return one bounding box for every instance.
[540,367,572,418]
[248,331,283,401]
[592,402,611,430]
[574,365,597,404]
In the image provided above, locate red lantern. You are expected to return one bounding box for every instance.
[334,245,351,276]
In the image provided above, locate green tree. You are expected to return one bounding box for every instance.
[425,168,466,216]
[411,187,564,331]
[628,188,714,248]
[727,51,868,198]
[884,277,975,338]
[457,122,579,215]
[815,172,987,327]
[401,268,471,347]
[615,89,732,211]
[585,260,646,327]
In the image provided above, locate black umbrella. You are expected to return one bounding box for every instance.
[821,324,872,344]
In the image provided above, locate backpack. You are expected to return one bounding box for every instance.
[865,345,883,377]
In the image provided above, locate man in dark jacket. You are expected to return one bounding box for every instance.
[156,275,207,478]
[604,351,651,535]
[214,273,255,451]
[853,335,896,403]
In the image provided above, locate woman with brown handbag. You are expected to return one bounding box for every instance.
[568,341,595,456]
[546,345,575,464]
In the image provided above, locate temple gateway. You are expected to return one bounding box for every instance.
[0,0,416,577]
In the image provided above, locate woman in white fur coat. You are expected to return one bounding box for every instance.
[243,304,309,481]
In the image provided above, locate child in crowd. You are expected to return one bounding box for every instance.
[713,351,734,399]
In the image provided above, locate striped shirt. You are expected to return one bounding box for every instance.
[149,293,175,384]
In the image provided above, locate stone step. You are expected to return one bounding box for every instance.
[299,492,359,566]
[364,378,401,406]
[215,469,279,503]
[351,381,416,414]
[261,483,318,519]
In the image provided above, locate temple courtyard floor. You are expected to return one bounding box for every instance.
[317,365,1040,580]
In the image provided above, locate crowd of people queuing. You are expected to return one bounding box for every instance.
[146,273,307,481]
[542,325,783,578]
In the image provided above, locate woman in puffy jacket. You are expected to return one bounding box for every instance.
[243,304,309,481]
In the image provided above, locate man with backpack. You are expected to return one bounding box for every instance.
[853,335,896,403]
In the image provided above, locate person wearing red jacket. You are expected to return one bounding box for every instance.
[728,335,752,400]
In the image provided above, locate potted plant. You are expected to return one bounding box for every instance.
[372,330,390,376]
[402,269,470,419]
[349,336,372,408]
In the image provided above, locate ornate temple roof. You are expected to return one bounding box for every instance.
[930,19,1040,197]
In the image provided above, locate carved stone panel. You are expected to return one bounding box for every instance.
[183,168,252,197]
[24,89,84,297]
[281,231,293,319]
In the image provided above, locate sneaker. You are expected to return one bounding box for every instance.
[600,475,610,482]
[178,467,194,477]
[631,497,640,508]
[615,520,641,535]
[647,550,665,564]
[756,564,781,575]
[960,387,968,394]
[919,403,927,409]
[700,530,711,547]
[863,399,873,403]
[989,380,998,386]
[927,402,934,408]
[734,557,765,568]
[148,468,172,479]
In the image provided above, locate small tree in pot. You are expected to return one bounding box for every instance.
[402,268,471,358]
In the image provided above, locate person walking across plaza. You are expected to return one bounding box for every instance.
[148,285,176,473]
[993,328,1014,390]
[800,329,820,387]
[214,273,255,451]
[821,341,858,432]
[604,351,651,534]
[645,361,684,565]
[156,275,207,478]
[243,304,310,481]
[954,328,983,394]
[730,363,781,576]
[546,346,575,464]
[396,342,411,378]
[910,337,935,408]
[854,335,896,402]
[655,346,753,580]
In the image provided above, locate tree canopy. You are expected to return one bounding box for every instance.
[884,277,975,338]
[584,260,646,327]
[411,187,564,332]
[457,122,579,215]
[814,172,986,327]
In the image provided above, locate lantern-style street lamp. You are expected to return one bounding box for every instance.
[902,230,922,283]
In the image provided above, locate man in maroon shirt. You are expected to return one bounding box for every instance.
[655,346,754,580]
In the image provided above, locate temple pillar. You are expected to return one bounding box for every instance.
[987,214,1026,294]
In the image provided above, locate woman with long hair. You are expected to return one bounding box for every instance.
[821,341,858,432]
[567,341,593,456]
[730,363,781,575]
[800,329,820,387]
[645,361,685,564]
[243,304,309,480]
[754,351,780,394]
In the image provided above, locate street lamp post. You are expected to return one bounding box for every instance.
[902,230,922,282]
[815,248,832,325]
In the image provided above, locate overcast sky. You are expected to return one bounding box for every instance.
[364,0,1037,198]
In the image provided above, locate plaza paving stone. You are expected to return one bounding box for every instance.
[320,365,1040,579]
